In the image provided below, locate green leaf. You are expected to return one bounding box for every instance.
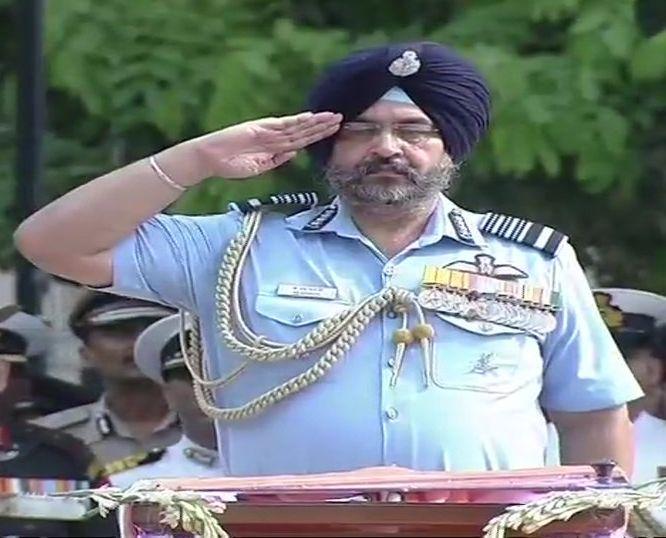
[522,95,553,125]
[601,21,637,59]
[570,4,608,34]
[576,145,621,191]
[530,0,582,22]
[146,88,185,140]
[534,135,561,177]
[630,30,666,81]
[596,107,629,154]
[489,120,538,176]
[203,52,270,130]
[578,66,600,101]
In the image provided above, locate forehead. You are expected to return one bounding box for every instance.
[86,318,156,339]
[626,347,658,361]
[356,100,432,123]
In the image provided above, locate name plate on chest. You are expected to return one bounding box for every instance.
[277,284,338,300]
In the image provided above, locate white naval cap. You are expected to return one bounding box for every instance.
[593,288,666,352]
[0,305,51,360]
[594,288,666,326]
[134,313,194,384]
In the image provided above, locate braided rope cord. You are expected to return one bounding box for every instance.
[180,210,420,421]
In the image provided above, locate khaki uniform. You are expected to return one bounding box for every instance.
[31,398,181,481]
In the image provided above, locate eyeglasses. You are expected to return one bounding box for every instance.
[338,121,440,145]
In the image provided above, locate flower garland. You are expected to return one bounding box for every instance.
[482,479,666,538]
[54,479,228,538]
[48,477,666,538]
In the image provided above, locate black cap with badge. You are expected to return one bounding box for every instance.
[0,306,50,362]
[69,292,175,340]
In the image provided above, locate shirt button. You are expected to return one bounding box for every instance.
[292,314,303,323]
[387,357,396,368]
[385,407,399,420]
[383,264,395,277]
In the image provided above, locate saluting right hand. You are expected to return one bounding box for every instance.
[190,111,342,180]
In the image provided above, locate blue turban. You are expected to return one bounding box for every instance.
[306,41,491,165]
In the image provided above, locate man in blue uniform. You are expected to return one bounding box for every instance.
[15,41,642,476]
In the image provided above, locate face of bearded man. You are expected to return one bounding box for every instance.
[325,154,458,208]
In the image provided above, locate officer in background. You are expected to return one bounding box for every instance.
[0,305,113,537]
[593,288,666,484]
[546,288,666,483]
[110,312,222,487]
[32,292,181,485]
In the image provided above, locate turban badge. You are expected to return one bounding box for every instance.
[388,50,421,77]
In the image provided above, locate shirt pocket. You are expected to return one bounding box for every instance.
[430,312,543,394]
[246,294,353,387]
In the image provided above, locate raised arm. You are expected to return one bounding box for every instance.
[14,112,341,287]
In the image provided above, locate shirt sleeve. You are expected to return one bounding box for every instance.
[540,242,644,412]
[101,212,241,311]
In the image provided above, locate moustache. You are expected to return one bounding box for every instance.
[357,159,417,180]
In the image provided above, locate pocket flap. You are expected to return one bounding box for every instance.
[255,294,351,327]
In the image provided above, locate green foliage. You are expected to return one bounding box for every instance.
[1,0,664,291]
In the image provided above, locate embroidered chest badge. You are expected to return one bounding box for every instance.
[468,352,500,375]
[417,254,561,336]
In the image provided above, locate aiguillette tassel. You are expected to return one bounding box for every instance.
[411,323,435,387]
[390,316,413,387]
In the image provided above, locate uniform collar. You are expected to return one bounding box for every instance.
[286,193,486,248]
[95,397,178,440]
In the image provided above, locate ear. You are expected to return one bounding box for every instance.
[79,345,92,363]
[0,361,11,392]
[646,356,664,385]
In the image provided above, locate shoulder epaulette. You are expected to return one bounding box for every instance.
[228,192,319,214]
[104,447,166,475]
[183,445,218,467]
[479,212,568,257]
[29,404,92,430]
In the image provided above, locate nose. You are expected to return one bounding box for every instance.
[371,129,403,159]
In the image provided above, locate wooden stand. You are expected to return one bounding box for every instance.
[125,465,629,538]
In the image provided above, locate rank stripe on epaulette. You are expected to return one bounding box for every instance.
[480,213,567,256]
[270,192,318,205]
[103,448,166,475]
[301,203,339,231]
[228,192,318,213]
[447,209,475,244]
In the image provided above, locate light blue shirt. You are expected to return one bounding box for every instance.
[107,194,642,476]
